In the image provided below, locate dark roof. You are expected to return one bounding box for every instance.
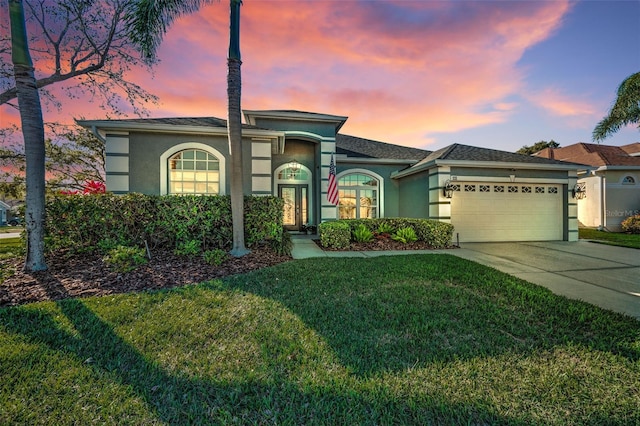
[336,134,430,161]
[78,116,266,131]
[413,143,584,168]
[534,142,640,166]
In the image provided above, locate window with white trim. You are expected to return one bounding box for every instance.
[622,176,636,185]
[338,173,379,219]
[168,149,220,195]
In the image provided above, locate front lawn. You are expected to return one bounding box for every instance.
[579,227,640,249]
[1,255,638,425]
[0,226,23,234]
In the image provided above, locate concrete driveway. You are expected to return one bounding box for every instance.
[453,241,640,320]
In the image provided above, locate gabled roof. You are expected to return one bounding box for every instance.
[620,142,640,156]
[393,143,585,179]
[415,143,580,167]
[534,142,640,167]
[336,134,430,161]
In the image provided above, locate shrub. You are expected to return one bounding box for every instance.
[103,246,148,273]
[269,230,293,256]
[203,249,228,266]
[621,214,640,234]
[319,221,351,249]
[175,240,202,256]
[353,224,374,243]
[391,227,418,244]
[45,194,285,255]
[376,222,394,236]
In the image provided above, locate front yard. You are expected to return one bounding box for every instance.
[1,254,638,425]
[579,227,640,249]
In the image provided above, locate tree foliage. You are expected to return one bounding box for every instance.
[516,140,560,155]
[0,125,105,197]
[1,0,158,114]
[593,72,640,142]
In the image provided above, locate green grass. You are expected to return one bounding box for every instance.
[1,255,639,425]
[579,227,640,249]
[0,237,23,282]
[0,226,23,234]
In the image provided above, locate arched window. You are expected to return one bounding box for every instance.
[168,149,220,195]
[338,172,381,219]
[622,176,636,185]
[277,167,309,181]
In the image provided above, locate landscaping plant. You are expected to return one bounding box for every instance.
[391,227,418,244]
[621,214,640,234]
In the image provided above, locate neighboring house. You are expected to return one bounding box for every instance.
[0,200,9,226]
[534,142,640,231]
[78,110,585,243]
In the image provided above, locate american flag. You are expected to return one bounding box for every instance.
[327,153,339,205]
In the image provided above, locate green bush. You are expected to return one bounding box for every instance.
[391,227,418,244]
[45,194,285,255]
[203,249,228,266]
[103,246,148,273]
[353,224,374,243]
[175,240,202,256]
[319,218,453,248]
[376,222,394,235]
[621,214,640,234]
[269,230,293,256]
[319,221,351,249]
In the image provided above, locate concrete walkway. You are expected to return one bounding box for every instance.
[291,235,640,320]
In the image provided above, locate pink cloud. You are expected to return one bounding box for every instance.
[1,0,575,149]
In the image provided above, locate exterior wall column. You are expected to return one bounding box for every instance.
[320,138,338,221]
[428,166,452,223]
[250,139,273,196]
[567,170,579,241]
[105,133,130,194]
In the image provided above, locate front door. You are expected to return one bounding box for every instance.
[279,184,308,231]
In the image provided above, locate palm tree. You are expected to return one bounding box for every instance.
[9,0,47,271]
[593,72,640,142]
[127,0,249,256]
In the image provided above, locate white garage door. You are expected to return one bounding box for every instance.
[451,183,563,242]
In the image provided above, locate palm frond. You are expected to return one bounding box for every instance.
[125,0,215,63]
[593,72,640,141]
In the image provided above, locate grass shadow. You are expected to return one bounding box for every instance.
[219,254,640,376]
[0,283,518,424]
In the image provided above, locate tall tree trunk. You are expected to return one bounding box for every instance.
[9,0,47,271]
[228,0,248,257]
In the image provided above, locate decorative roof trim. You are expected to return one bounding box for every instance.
[392,159,587,179]
[338,157,419,165]
[243,110,348,132]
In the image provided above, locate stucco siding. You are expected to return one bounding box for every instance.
[251,118,337,138]
[398,169,430,218]
[450,167,568,181]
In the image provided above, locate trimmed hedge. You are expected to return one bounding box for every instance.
[45,194,286,254]
[318,218,454,249]
[318,221,351,249]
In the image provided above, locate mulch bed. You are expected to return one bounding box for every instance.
[1,237,452,307]
[0,247,291,308]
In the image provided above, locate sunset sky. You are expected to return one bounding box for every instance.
[2,0,639,153]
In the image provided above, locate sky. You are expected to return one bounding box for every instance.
[2,0,639,153]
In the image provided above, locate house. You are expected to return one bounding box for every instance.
[78,110,585,242]
[0,200,9,226]
[534,142,640,231]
